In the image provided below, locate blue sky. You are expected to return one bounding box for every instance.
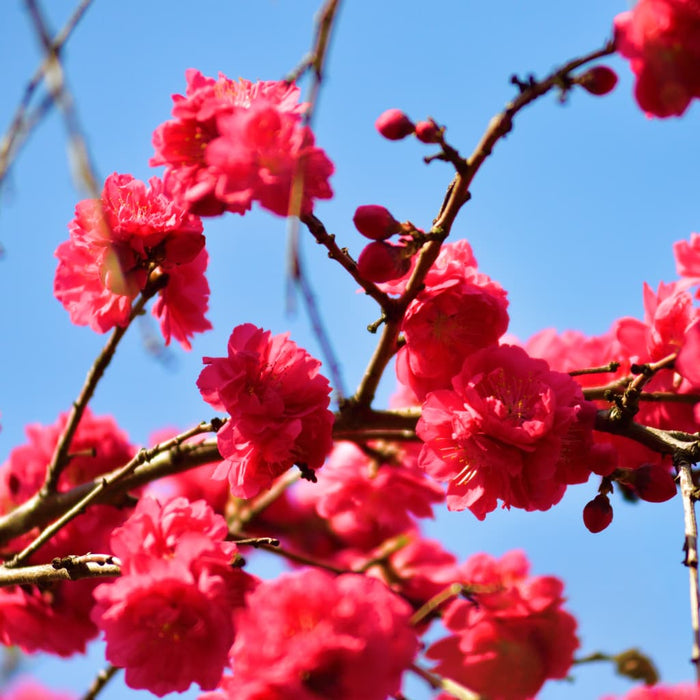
[1,1,699,698]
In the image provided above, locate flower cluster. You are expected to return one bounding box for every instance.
[197,323,334,498]
[151,70,334,217]
[428,550,579,699]
[91,496,256,696]
[54,172,211,349]
[204,568,418,700]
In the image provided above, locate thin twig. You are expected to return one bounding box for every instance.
[257,541,347,575]
[0,553,120,588]
[41,280,166,496]
[0,0,94,188]
[82,664,119,700]
[229,470,301,535]
[678,458,700,679]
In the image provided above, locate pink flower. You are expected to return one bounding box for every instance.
[397,266,509,400]
[675,232,700,284]
[0,678,76,700]
[197,324,334,498]
[614,0,700,117]
[428,551,579,700]
[109,496,238,575]
[151,70,333,217]
[92,497,256,696]
[211,569,418,700]
[93,559,235,696]
[295,441,443,550]
[417,344,597,518]
[54,173,210,348]
[602,683,700,699]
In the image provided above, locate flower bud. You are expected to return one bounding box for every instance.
[357,241,411,283]
[577,66,618,96]
[629,463,677,503]
[414,120,440,143]
[583,494,613,533]
[353,205,402,240]
[375,109,415,140]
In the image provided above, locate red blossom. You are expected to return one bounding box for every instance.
[209,569,418,700]
[92,560,235,696]
[197,324,334,498]
[614,0,700,117]
[151,70,333,217]
[295,441,444,550]
[54,172,210,349]
[417,344,597,518]
[428,550,579,700]
[92,497,256,696]
[602,683,700,699]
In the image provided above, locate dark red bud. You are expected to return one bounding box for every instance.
[414,120,440,143]
[583,494,613,533]
[357,241,411,283]
[353,205,402,240]
[375,109,415,140]
[631,463,677,503]
[578,66,618,96]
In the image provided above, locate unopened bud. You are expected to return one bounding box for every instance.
[578,66,618,96]
[353,205,402,240]
[583,494,613,533]
[630,463,677,503]
[357,241,411,283]
[415,120,440,143]
[375,109,415,140]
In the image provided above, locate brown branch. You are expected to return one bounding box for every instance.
[678,458,700,680]
[0,0,94,188]
[0,423,220,553]
[41,281,165,496]
[302,212,395,310]
[595,410,700,460]
[0,553,119,588]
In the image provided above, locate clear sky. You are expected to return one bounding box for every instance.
[1,1,699,698]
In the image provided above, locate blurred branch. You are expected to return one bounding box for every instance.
[23,0,101,197]
[287,0,346,400]
[0,0,94,191]
[82,664,119,700]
